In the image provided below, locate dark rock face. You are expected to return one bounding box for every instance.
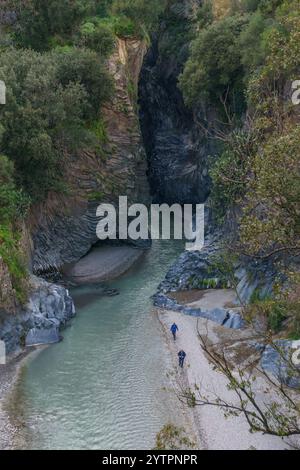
[0,276,75,355]
[31,38,150,274]
[25,327,61,347]
[260,340,300,389]
[156,230,279,303]
[235,262,277,304]
[0,7,17,26]
[33,204,152,275]
[157,234,223,293]
[33,202,103,273]
[139,6,215,205]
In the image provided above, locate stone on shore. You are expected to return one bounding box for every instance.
[260,340,300,389]
[25,326,61,347]
[0,276,75,355]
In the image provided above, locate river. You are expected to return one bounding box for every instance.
[9,240,187,450]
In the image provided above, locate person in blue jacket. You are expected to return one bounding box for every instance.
[170,322,179,341]
[178,350,186,368]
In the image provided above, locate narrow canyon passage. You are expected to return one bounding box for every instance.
[7,34,202,449]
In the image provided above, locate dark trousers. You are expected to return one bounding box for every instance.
[179,357,185,368]
[172,331,176,341]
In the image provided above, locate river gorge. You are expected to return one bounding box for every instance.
[0,0,299,452]
[8,240,192,450]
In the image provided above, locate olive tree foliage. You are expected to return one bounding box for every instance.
[178,321,300,444]
[111,0,167,33]
[14,0,92,50]
[0,48,113,201]
[179,14,248,113]
[179,0,300,262]
[13,0,167,50]
[239,127,300,260]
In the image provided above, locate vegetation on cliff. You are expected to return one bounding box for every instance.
[0,0,166,305]
[179,0,300,336]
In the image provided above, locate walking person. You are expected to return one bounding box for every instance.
[170,322,179,341]
[221,312,230,326]
[178,350,186,368]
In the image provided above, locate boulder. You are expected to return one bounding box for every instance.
[153,293,245,329]
[0,276,75,355]
[25,327,61,347]
[260,340,300,389]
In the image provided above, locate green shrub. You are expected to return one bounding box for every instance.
[87,119,108,143]
[111,0,166,34]
[239,126,300,258]
[110,15,137,37]
[154,424,195,450]
[268,303,288,332]
[0,224,29,304]
[179,14,248,111]
[0,155,31,223]
[77,18,116,55]
[209,129,257,220]
[15,0,93,51]
[238,11,273,73]
[0,48,113,201]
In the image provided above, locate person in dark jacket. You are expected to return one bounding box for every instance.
[170,323,179,341]
[221,312,230,326]
[178,350,186,368]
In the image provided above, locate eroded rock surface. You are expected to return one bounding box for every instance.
[32,38,149,274]
[139,0,216,204]
[0,276,75,355]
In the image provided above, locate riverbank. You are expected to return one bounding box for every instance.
[0,348,37,450]
[63,245,145,285]
[0,240,190,450]
[0,244,148,450]
[158,303,290,450]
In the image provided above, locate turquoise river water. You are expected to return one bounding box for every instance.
[11,240,186,450]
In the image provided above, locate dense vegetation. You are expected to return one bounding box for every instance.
[0,0,166,303]
[179,0,300,336]
[0,0,299,326]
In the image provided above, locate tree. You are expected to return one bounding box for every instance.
[77,19,116,55]
[238,11,272,73]
[111,0,167,34]
[178,320,300,443]
[179,14,248,114]
[15,0,92,50]
[0,155,30,223]
[0,48,112,201]
[239,127,300,260]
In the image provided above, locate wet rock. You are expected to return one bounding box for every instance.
[103,288,120,297]
[260,340,300,389]
[139,2,216,205]
[25,326,61,347]
[153,293,245,329]
[157,235,223,294]
[32,38,150,274]
[0,276,75,355]
[235,262,277,304]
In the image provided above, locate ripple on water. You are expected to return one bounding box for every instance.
[12,241,187,450]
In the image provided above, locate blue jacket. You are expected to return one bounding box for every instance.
[171,323,178,333]
[178,350,186,359]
